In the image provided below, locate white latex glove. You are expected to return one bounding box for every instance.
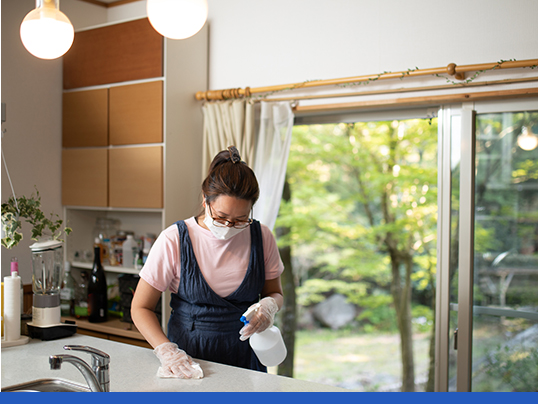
[239,297,279,341]
[153,342,204,379]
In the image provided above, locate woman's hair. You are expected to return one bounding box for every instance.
[201,145,259,206]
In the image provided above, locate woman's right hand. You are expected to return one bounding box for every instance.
[153,342,203,379]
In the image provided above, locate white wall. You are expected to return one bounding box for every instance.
[205,0,538,89]
[2,0,538,281]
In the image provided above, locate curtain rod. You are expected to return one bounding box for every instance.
[195,59,538,101]
[293,87,538,114]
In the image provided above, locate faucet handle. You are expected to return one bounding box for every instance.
[64,345,110,366]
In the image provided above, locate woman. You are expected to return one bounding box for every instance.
[131,146,284,378]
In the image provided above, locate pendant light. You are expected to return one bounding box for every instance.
[147,0,208,40]
[20,0,74,60]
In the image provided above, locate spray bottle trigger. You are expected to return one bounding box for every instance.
[240,303,261,324]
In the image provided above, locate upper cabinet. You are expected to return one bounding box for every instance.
[109,81,163,145]
[63,89,108,147]
[61,17,207,223]
[62,81,163,148]
[63,18,163,89]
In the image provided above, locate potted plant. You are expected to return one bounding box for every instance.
[1,188,71,249]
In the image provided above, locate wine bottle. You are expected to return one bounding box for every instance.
[88,238,108,323]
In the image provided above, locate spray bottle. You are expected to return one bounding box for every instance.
[240,303,287,367]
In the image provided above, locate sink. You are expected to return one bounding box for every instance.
[2,378,91,392]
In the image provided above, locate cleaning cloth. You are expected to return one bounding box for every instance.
[157,362,204,379]
[154,341,204,379]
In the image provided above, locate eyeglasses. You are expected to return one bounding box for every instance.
[207,204,253,229]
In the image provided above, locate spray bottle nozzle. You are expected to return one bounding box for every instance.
[240,303,261,325]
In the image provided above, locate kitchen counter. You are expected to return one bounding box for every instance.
[1,334,348,392]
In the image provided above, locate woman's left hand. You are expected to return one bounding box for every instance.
[239,297,279,341]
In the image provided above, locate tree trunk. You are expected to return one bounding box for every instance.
[276,177,296,377]
[390,253,415,392]
[425,314,436,391]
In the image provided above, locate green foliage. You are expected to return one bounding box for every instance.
[506,287,538,306]
[358,296,397,333]
[484,345,538,392]
[411,305,434,333]
[297,279,368,306]
[277,118,438,300]
[1,188,72,249]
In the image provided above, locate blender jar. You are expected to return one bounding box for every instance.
[30,240,64,295]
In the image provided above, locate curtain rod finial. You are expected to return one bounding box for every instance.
[447,63,466,81]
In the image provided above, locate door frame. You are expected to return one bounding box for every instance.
[435,97,538,392]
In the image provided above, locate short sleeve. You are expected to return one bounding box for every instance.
[261,224,284,280]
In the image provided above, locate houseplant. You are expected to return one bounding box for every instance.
[1,188,71,249]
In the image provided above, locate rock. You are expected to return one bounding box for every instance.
[313,294,356,329]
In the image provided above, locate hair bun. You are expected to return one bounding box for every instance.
[227,145,241,164]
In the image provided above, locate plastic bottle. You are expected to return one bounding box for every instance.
[5,258,22,341]
[121,234,137,268]
[240,304,287,367]
[60,261,76,317]
[135,249,144,270]
[88,238,108,323]
[74,271,89,318]
[11,257,23,314]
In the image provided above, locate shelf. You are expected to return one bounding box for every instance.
[71,261,141,275]
[61,316,145,341]
[64,205,163,213]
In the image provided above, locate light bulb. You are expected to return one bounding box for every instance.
[20,0,74,60]
[147,0,208,40]
[517,126,538,151]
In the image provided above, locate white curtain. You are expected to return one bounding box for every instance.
[201,99,256,179]
[252,101,294,230]
[202,99,294,231]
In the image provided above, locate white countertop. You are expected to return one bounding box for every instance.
[1,334,347,392]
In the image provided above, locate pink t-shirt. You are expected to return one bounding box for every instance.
[140,217,284,298]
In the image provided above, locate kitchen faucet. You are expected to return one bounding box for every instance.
[49,345,110,392]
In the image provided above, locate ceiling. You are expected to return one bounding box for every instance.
[79,0,142,8]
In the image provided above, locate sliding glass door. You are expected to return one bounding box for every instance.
[438,99,538,392]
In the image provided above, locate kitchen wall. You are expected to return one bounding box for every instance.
[2,0,537,282]
[0,0,104,283]
[205,0,538,90]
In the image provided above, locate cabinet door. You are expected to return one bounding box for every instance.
[62,148,108,207]
[63,89,108,147]
[109,146,163,208]
[109,81,163,145]
[63,18,163,89]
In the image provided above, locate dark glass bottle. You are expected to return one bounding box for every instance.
[88,241,108,323]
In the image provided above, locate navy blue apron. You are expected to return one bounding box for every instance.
[167,219,267,372]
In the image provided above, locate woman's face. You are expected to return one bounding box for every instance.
[201,195,252,229]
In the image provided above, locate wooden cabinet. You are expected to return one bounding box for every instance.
[62,316,152,349]
[62,81,164,207]
[62,148,108,207]
[62,147,163,209]
[63,89,108,147]
[109,81,163,145]
[63,81,163,149]
[63,18,163,89]
[109,146,163,208]
[62,18,208,335]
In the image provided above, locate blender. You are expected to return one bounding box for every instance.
[26,240,77,340]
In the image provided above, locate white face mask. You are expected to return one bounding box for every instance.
[203,206,248,240]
